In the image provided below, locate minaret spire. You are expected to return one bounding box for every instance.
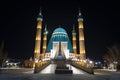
[72,24,77,54]
[34,7,43,62]
[78,8,82,16]
[72,24,76,34]
[37,7,43,21]
[39,7,42,15]
[42,24,48,58]
[44,24,48,34]
[77,8,86,60]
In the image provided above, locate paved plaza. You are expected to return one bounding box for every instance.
[0,64,120,80]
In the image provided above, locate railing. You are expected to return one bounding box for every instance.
[71,62,94,74]
[34,61,50,73]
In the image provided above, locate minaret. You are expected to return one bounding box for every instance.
[42,24,48,55]
[72,25,77,54]
[78,9,86,60]
[34,8,43,62]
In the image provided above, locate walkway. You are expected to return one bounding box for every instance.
[40,64,86,74]
[40,64,57,74]
[1,67,120,80]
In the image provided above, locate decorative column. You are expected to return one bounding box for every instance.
[78,9,86,60]
[72,25,77,54]
[42,25,48,57]
[34,9,43,62]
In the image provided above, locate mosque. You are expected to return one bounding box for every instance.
[33,8,86,63]
[24,8,92,69]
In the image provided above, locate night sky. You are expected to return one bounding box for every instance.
[0,0,120,60]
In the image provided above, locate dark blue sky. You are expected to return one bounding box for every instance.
[0,0,120,60]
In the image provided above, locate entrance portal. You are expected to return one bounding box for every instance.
[50,42,69,60]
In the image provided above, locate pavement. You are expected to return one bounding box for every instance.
[0,64,120,80]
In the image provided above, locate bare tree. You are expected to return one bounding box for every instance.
[103,44,120,71]
[0,41,8,67]
[2,51,8,67]
[0,41,4,60]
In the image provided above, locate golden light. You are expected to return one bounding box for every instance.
[80,37,84,40]
[72,37,76,40]
[43,46,46,49]
[80,50,85,54]
[79,22,83,28]
[37,25,42,29]
[43,37,47,40]
[37,22,42,29]
[36,37,40,40]
[73,46,76,49]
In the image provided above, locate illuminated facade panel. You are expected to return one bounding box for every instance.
[46,27,73,53]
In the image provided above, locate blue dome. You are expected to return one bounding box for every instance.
[53,27,66,33]
[46,27,73,52]
[52,28,67,39]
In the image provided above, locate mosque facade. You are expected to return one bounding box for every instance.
[34,9,86,63]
